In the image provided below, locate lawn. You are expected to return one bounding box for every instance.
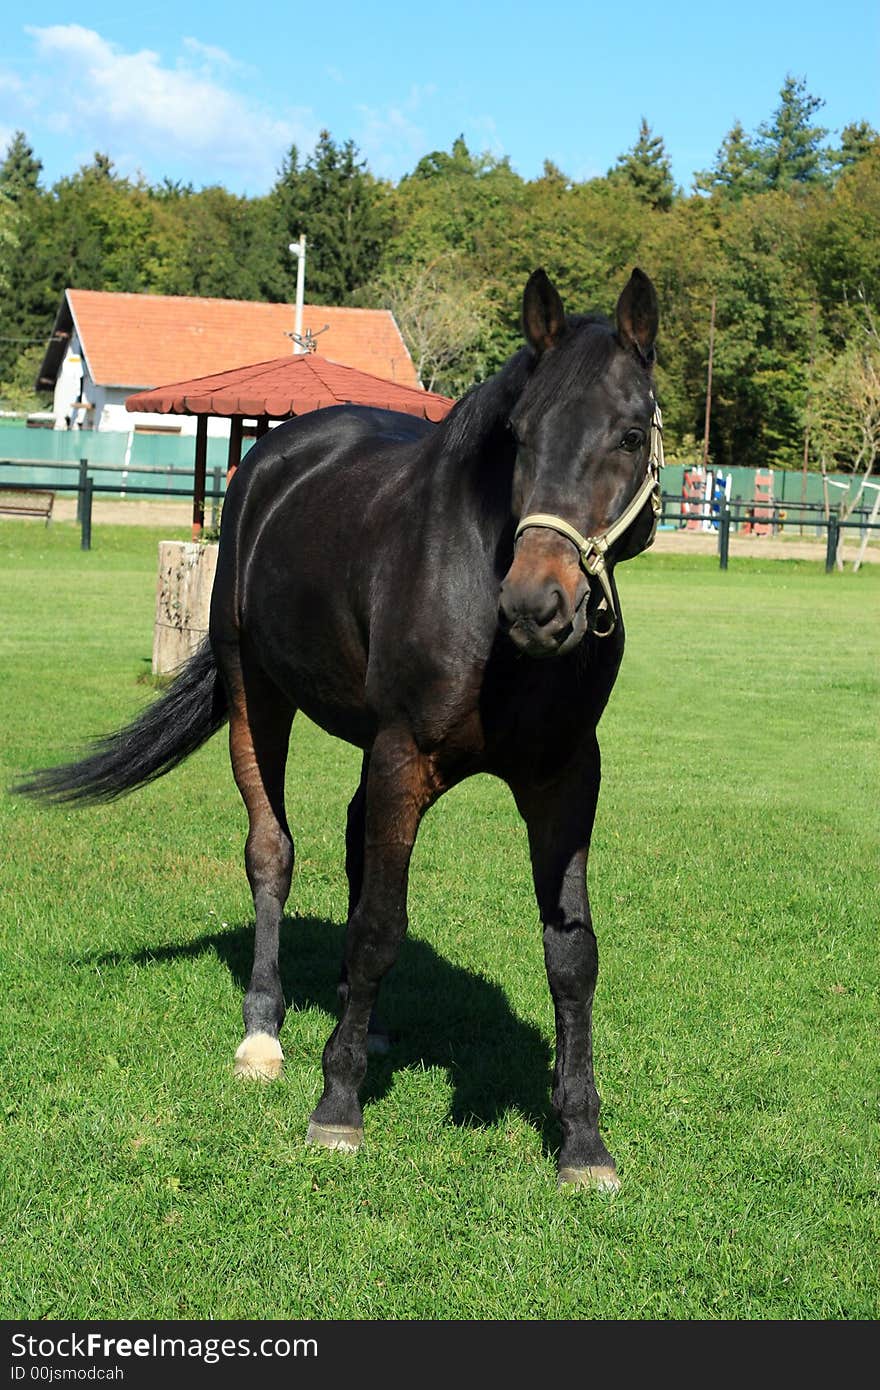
[1,520,877,1320]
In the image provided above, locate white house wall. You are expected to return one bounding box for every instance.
[51,339,231,438]
[97,390,232,438]
[52,334,85,429]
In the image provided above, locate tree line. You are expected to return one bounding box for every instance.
[0,74,877,476]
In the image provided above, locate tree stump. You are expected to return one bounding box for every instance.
[153,541,219,675]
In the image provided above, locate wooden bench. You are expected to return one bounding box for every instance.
[0,488,55,524]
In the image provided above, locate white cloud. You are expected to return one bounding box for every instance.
[355,85,437,178]
[21,25,317,189]
[181,37,241,70]
[0,70,26,96]
[465,114,505,160]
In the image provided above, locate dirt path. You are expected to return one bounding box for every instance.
[34,499,880,564]
[53,498,197,528]
[651,529,879,563]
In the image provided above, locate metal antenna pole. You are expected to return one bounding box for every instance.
[289,236,307,354]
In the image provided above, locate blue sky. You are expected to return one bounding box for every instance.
[1,1,878,194]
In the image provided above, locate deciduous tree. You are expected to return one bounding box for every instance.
[358,256,490,395]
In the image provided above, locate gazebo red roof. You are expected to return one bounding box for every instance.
[125,354,453,422]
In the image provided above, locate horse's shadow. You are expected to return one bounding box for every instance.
[86,916,558,1150]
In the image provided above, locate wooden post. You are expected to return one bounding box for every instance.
[192,414,208,541]
[210,467,221,531]
[153,540,219,675]
[256,416,270,439]
[718,503,730,570]
[825,514,839,573]
[76,457,88,523]
[80,476,93,551]
[800,306,818,537]
[226,415,244,485]
[702,292,716,470]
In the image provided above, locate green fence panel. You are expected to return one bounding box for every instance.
[0,423,866,514]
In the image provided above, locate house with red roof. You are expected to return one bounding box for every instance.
[36,290,420,437]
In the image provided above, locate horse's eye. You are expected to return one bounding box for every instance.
[620,429,644,452]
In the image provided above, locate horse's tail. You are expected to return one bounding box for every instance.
[13,639,227,805]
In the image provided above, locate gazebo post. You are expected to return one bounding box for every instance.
[192,414,208,540]
[226,415,244,485]
[256,416,270,439]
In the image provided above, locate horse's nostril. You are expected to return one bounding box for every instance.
[499,583,569,639]
[533,585,566,629]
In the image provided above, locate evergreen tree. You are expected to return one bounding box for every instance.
[270,144,301,239]
[0,188,16,296]
[269,132,385,305]
[0,131,43,203]
[756,75,829,190]
[694,120,763,199]
[88,151,115,181]
[609,119,676,210]
[0,136,53,389]
[834,120,880,174]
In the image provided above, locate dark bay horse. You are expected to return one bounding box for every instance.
[19,267,663,1190]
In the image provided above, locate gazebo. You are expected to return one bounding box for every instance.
[126,354,454,539]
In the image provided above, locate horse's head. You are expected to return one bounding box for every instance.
[498,267,661,658]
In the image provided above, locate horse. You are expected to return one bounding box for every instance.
[17,266,664,1191]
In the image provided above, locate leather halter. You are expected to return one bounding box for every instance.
[513,400,664,637]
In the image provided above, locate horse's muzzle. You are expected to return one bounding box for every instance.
[497,578,587,658]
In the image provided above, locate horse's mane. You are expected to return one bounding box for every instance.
[434,313,618,463]
[435,348,531,463]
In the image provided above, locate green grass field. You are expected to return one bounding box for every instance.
[1,520,877,1320]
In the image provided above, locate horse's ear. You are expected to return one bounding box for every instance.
[523,269,566,353]
[616,268,659,366]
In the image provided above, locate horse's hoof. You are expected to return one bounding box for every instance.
[305,1120,363,1152]
[558,1165,620,1192]
[233,1032,283,1080]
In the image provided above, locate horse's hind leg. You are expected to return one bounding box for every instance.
[223,653,295,1080]
[308,728,436,1150]
[513,738,619,1192]
[343,754,391,1055]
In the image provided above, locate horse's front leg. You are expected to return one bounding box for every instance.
[308,728,435,1151]
[513,736,619,1191]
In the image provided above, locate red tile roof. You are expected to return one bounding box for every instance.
[125,355,452,422]
[62,290,420,390]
